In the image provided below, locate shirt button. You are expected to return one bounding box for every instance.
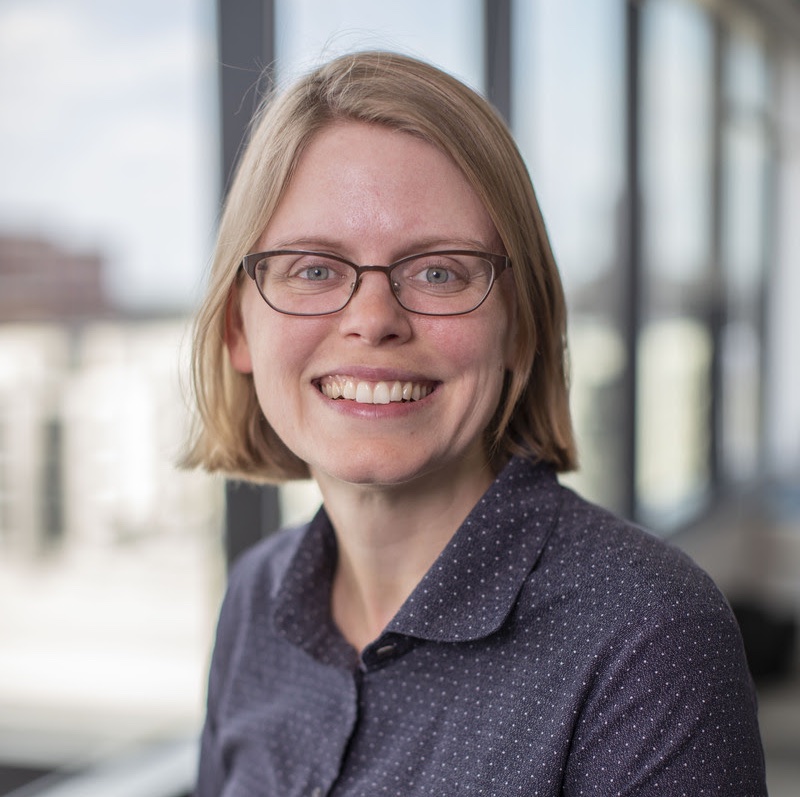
[311,789,322,797]
[375,643,396,657]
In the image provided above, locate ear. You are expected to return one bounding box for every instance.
[225,284,254,374]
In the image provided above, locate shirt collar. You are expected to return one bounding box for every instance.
[272,511,357,668]
[387,457,562,642]
[273,457,562,659]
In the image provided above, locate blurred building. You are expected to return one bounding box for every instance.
[0,234,221,556]
[0,235,110,323]
[0,234,224,793]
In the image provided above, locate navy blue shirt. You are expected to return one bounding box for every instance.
[196,458,767,796]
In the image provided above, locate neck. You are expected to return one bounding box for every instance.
[315,459,497,652]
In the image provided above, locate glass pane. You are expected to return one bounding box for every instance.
[641,0,714,292]
[725,26,770,115]
[275,0,484,91]
[0,0,222,776]
[720,28,770,482]
[512,0,627,512]
[766,49,800,481]
[638,0,715,528]
[636,318,713,527]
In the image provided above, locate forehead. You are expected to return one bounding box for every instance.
[259,121,497,254]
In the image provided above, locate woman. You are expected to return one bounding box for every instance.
[186,51,766,796]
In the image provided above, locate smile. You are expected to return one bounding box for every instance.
[318,376,435,405]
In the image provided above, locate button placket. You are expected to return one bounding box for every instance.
[360,634,416,670]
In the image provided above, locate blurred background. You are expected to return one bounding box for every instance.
[0,0,798,795]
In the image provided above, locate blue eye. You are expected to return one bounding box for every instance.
[424,267,450,284]
[301,266,331,281]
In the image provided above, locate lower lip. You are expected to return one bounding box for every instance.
[314,386,438,418]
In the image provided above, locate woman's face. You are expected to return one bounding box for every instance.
[228,121,516,493]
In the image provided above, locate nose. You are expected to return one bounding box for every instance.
[337,271,412,345]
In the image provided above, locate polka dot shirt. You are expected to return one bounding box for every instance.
[196,458,767,796]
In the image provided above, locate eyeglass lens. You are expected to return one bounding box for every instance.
[250,251,497,316]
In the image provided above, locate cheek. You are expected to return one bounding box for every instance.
[243,314,327,396]
[423,314,510,390]
[246,328,308,438]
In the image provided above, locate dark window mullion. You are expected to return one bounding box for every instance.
[485,0,512,122]
[218,0,281,567]
[625,0,642,522]
[708,15,725,496]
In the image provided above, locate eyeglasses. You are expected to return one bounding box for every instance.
[241,249,510,317]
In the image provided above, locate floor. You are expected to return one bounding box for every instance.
[759,674,800,797]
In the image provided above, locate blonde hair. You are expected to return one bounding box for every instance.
[184,50,577,483]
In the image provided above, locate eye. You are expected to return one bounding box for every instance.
[402,255,471,291]
[299,265,332,281]
[284,256,349,283]
[423,267,451,284]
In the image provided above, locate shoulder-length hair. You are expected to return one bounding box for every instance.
[183,50,577,483]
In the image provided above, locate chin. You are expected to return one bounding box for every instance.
[322,463,424,489]
[310,448,440,490]
[311,441,490,493]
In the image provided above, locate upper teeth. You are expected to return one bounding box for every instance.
[319,377,433,404]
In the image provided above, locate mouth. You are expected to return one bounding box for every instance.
[317,375,437,405]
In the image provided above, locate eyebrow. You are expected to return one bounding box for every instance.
[265,236,497,257]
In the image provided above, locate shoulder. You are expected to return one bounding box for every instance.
[538,490,766,792]
[209,523,308,671]
[516,482,744,668]
[530,486,756,718]
[547,484,724,610]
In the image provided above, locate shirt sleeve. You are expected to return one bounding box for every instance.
[193,598,234,797]
[563,582,767,796]
[195,707,224,797]
[193,554,251,797]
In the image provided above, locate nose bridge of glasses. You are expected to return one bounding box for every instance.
[351,264,401,297]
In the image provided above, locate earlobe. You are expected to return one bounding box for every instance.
[225,285,254,374]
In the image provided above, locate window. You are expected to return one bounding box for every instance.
[638,0,716,528]
[275,0,484,88]
[0,0,221,778]
[766,44,800,486]
[512,0,628,513]
[720,23,771,483]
